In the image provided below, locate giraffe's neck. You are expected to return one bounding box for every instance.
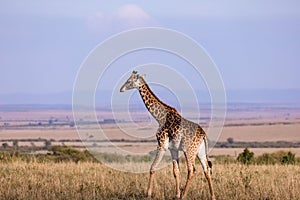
[138,84,173,125]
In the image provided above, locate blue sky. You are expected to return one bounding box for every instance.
[1,1,300,98]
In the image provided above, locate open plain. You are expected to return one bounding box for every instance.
[0,104,300,199]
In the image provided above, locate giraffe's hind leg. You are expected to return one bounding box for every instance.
[170,149,180,199]
[181,149,197,199]
[197,143,216,200]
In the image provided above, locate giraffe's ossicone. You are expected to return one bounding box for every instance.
[120,71,215,200]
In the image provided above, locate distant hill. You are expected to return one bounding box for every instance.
[0,89,300,106]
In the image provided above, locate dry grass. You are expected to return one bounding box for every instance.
[0,161,299,200]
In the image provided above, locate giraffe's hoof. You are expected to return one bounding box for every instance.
[147,192,152,199]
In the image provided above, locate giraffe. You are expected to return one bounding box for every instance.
[120,71,215,200]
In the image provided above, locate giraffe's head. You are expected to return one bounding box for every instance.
[120,71,146,92]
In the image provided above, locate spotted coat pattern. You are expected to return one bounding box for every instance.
[120,71,215,200]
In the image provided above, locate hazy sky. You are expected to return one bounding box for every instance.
[1,0,300,95]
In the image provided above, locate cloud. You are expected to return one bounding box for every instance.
[86,4,156,35]
[116,4,153,27]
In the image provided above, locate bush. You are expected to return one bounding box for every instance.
[256,153,277,165]
[281,151,296,164]
[237,148,254,165]
[252,150,296,165]
[0,151,35,163]
[46,145,97,163]
[227,137,234,144]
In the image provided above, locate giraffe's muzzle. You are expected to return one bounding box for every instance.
[120,85,126,92]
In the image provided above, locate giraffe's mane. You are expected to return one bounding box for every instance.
[142,83,174,110]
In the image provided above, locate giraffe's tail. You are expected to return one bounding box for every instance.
[208,160,213,175]
[204,136,213,175]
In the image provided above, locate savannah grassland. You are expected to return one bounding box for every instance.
[0,161,299,200]
[0,105,300,199]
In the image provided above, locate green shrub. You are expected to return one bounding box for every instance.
[256,153,277,165]
[281,151,296,164]
[0,151,35,163]
[237,148,254,165]
[37,145,97,163]
[255,151,296,165]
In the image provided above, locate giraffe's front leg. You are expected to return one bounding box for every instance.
[147,146,166,198]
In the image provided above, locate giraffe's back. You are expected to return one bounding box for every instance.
[164,108,206,152]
